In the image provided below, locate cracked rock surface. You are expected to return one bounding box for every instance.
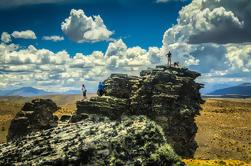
[0,115,184,166]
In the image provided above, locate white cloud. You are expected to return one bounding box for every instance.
[104,39,161,72]
[162,0,245,45]
[11,30,37,39]
[1,32,11,43]
[0,39,162,92]
[42,35,64,42]
[164,0,251,44]
[61,9,113,43]
[225,44,251,71]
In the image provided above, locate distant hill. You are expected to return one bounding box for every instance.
[63,90,82,95]
[0,94,96,105]
[0,87,86,97]
[208,83,251,96]
[0,87,55,97]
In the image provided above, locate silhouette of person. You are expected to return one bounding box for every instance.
[166,51,172,67]
[81,84,87,99]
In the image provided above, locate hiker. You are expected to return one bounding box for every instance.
[166,51,172,67]
[81,84,87,99]
[97,82,105,96]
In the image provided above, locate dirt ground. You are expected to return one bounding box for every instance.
[0,96,251,165]
[0,102,23,143]
[194,99,251,162]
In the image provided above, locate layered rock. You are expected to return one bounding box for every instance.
[70,96,129,122]
[71,65,204,158]
[129,66,204,157]
[7,99,59,141]
[0,115,184,166]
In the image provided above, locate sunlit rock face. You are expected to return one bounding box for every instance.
[0,115,185,166]
[7,99,59,142]
[72,65,204,158]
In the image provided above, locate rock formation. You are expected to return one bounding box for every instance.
[0,115,185,166]
[7,99,59,141]
[71,65,204,158]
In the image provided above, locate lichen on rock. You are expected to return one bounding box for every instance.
[0,115,185,166]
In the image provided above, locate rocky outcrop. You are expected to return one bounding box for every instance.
[0,115,184,166]
[71,65,204,158]
[104,74,139,98]
[7,99,59,141]
[70,96,129,122]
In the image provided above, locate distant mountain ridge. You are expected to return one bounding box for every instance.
[0,87,54,97]
[3,83,251,97]
[0,87,84,97]
[63,90,82,94]
[208,83,251,96]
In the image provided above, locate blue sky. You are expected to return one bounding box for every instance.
[0,0,189,54]
[0,0,251,93]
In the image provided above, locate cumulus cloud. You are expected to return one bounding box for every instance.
[164,0,251,44]
[42,35,64,42]
[61,9,113,43]
[1,32,11,43]
[0,39,162,92]
[11,30,37,39]
[104,39,161,72]
[225,44,251,72]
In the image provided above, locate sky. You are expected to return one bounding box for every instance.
[0,0,251,93]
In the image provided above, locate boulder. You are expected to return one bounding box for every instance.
[7,99,59,141]
[0,115,185,166]
[72,65,204,158]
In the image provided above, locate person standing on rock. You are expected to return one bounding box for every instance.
[81,84,87,100]
[97,82,105,96]
[166,51,172,67]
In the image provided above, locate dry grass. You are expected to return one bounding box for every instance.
[53,104,76,119]
[0,102,23,143]
[0,94,94,105]
[194,99,251,162]
[183,159,250,166]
